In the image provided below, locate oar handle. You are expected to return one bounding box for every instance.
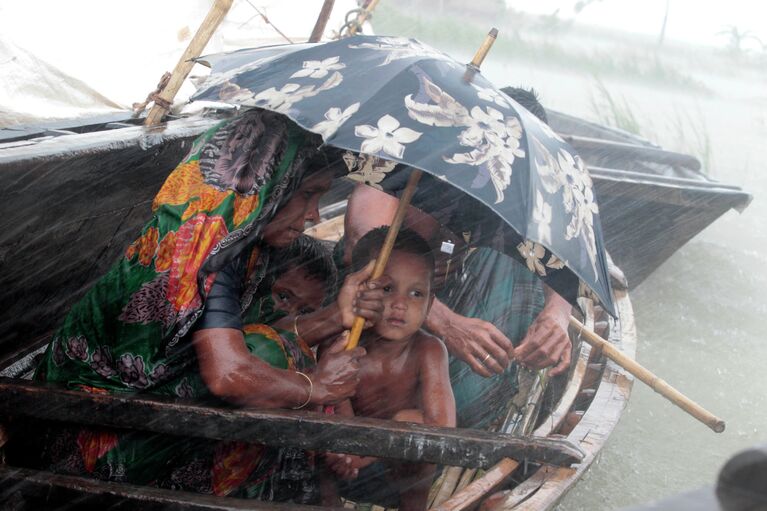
[345,170,423,350]
[569,316,725,433]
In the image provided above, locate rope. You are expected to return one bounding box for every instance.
[244,0,294,43]
[336,8,366,39]
[132,72,172,118]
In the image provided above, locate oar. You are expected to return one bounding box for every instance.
[144,0,234,126]
[344,28,498,350]
[569,316,726,433]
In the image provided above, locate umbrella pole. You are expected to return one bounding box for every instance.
[569,316,725,433]
[345,170,423,350]
[144,0,234,126]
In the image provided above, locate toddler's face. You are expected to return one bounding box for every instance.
[374,250,433,342]
[271,266,326,317]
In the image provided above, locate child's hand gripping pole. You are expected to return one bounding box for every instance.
[345,170,423,350]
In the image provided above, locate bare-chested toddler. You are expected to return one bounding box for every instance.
[325,227,456,511]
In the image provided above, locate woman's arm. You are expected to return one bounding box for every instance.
[273,261,389,347]
[424,298,512,377]
[193,329,364,408]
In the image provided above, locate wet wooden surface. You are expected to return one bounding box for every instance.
[0,466,337,510]
[483,289,637,510]
[0,378,583,469]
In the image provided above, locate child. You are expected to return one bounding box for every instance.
[240,234,338,370]
[268,234,338,317]
[326,227,456,511]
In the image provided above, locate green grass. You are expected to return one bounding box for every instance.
[668,106,713,175]
[587,79,713,174]
[588,78,643,135]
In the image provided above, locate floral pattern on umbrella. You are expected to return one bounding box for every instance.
[192,35,615,314]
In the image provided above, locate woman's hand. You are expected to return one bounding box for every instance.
[426,299,512,377]
[513,289,572,376]
[336,260,390,329]
[310,333,366,405]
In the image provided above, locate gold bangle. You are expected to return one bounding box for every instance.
[292,371,313,410]
[293,315,302,340]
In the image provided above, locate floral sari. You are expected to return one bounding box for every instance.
[27,109,325,502]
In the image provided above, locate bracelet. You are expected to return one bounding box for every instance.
[293,315,302,340]
[292,371,313,410]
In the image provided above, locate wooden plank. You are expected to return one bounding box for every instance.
[0,465,336,510]
[432,302,596,510]
[532,300,595,437]
[0,378,583,469]
[498,465,577,510]
[484,289,637,510]
[430,459,518,511]
[477,465,555,510]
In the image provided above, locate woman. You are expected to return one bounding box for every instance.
[26,109,382,502]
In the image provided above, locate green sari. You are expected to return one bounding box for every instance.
[440,248,545,429]
[29,109,324,502]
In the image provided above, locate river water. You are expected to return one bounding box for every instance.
[476,48,767,510]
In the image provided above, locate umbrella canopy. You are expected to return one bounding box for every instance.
[191,35,614,315]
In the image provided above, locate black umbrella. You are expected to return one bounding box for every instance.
[191,34,614,317]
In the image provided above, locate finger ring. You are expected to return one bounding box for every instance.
[482,353,491,364]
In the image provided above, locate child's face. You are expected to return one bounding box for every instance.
[374,250,433,342]
[271,266,326,317]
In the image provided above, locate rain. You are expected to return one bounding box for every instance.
[0,1,764,510]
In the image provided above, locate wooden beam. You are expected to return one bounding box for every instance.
[0,378,582,469]
[308,0,336,42]
[0,465,335,510]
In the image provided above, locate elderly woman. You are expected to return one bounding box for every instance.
[28,110,383,503]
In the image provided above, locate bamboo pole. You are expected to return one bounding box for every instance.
[346,29,499,350]
[470,28,498,68]
[345,170,423,349]
[144,0,234,126]
[430,459,518,511]
[463,28,497,83]
[430,466,464,508]
[309,0,336,42]
[569,316,726,433]
[348,0,382,36]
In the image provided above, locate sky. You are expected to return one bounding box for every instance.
[507,0,767,49]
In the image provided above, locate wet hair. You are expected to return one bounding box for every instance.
[501,86,548,124]
[269,234,338,298]
[351,227,436,287]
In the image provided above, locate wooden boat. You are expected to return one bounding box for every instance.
[1,0,741,504]
[0,92,744,507]
[0,104,749,509]
[0,225,635,511]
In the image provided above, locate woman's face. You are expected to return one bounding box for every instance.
[262,170,333,248]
